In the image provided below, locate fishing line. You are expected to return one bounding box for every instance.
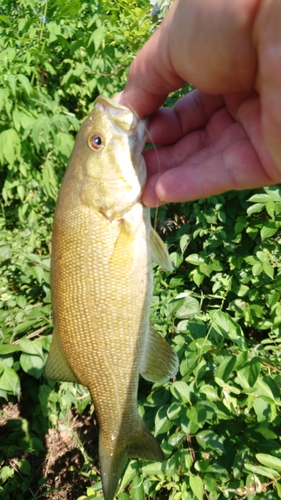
[142,119,161,232]
[129,105,161,232]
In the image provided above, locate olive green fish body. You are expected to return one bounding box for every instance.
[45,96,178,500]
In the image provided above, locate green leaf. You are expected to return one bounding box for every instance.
[211,310,247,349]
[154,406,173,436]
[118,461,138,493]
[0,128,21,165]
[261,222,279,240]
[17,74,33,96]
[247,203,265,216]
[236,357,261,388]
[235,215,247,233]
[170,381,192,403]
[247,193,271,203]
[20,352,45,378]
[18,458,31,476]
[7,74,17,95]
[216,355,236,382]
[30,116,52,151]
[263,262,274,278]
[0,465,14,482]
[141,456,178,477]
[167,402,183,420]
[30,265,45,284]
[0,243,11,260]
[190,476,204,500]
[256,250,269,263]
[196,430,226,455]
[0,344,19,354]
[175,295,200,318]
[186,404,206,427]
[180,353,202,379]
[199,262,213,277]
[252,262,263,276]
[185,254,205,266]
[17,184,25,201]
[19,338,43,356]
[164,297,185,317]
[244,463,280,480]
[89,26,106,51]
[200,384,218,401]
[254,378,279,404]
[0,366,20,396]
[180,233,190,253]
[117,494,130,500]
[265,201,277,217]
[0,14,10,25]
[264,186,281,201]
[169,251,184,269]
[192,269,205,287]
[256,454,281,471]
[130,475,145,500]
[168,431,186,447]
[14,319,34,334]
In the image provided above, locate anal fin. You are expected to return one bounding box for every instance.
[140,326,179,383]
[127,418,164,462]
[44,329,80,384]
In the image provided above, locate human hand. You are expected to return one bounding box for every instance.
[141,89,280,205]
[116,0,281,206]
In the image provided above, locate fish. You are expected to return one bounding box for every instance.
[44,95,179,500]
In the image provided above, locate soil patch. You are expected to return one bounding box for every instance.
[0,402,99,499]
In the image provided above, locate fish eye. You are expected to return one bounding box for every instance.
[88,133,104,151]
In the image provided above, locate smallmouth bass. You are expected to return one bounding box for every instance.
[44,96,178,500]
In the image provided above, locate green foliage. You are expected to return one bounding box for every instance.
[144,186,281,498]
[1,0,281,499]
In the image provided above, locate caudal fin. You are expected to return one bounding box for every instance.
[99,437,128,500]
[99,418,164,500]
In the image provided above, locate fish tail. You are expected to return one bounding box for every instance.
[99,434,128,500]
[99,418,164,500]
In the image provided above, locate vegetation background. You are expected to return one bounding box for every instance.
[1,0,281,499]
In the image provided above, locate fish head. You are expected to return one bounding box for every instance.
[68,95,147,220]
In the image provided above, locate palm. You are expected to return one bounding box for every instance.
[142,90,279,206]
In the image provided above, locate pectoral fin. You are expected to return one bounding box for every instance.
[44,329,80,384]
[110,219,136,277]
[150,227,173,272]
[140,326,179,383]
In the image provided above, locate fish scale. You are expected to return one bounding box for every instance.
[44,95,179,500]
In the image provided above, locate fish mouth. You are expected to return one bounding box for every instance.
[94,96,148,153]
[94,95,139,132]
